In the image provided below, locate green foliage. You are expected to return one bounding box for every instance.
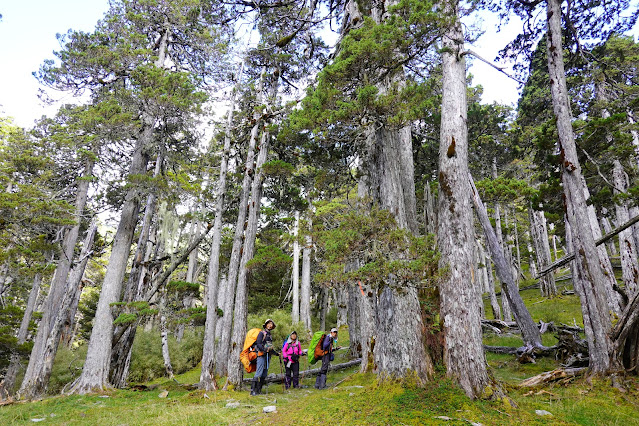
[48,345,87,395]
[128,328,203,384]
[313,199,439,290]
[0,305,34,375]
[167,280,200,296]
[246,245,292,313]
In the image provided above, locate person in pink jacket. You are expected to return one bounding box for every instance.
[282,331,303,389]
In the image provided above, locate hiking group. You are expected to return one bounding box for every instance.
[240,319,341,395]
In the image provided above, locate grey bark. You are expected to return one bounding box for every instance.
[110,153,162,388]
[226,128,269,390]
[438,5,489,397]
[492,160,512,322]
[216,72,260,377]
[18,159,94,399]
[470,176,543,348]
[335,287,348,328]
[292,211,300,324]
[346,278,361,359]
[479,240,501,320]
[199,70,241,388]
[346,0,431,384]
[61,219,98,348]
[529,209,557,297]
[613,160,639,297]
[546,0,617,373]
[160,297,174,379]
[601,215,618,257]
[424,181,437,235]
[319,286,328,331]
[300,201,313,334]
[66,129,151,394]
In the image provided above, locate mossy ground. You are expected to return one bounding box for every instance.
[3,274,639,424]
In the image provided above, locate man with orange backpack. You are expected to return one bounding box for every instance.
[315,327,340,389]
[250,319,280,396]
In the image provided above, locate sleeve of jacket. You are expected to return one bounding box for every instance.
[322,335,332,351]
[255,331,266,352]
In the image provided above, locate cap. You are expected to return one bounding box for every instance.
[330,328,338,333]
[263,318,276,329]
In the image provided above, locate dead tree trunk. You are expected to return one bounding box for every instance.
[438,4,489,397]
[292,211,300,324]
[470,175,543,348]
[479,240,501,320]
[529,208,557,297]
[424,181,437,235]
[601,214,618,257]
[159,296,174,380]
[612,160,639,297]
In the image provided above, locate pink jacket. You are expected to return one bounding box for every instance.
[282,339,302,363]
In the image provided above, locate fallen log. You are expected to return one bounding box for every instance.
[519,368,586,387]
[242,358,362,384]
[536,215,639,278]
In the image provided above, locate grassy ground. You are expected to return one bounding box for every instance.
[3,275,639,425]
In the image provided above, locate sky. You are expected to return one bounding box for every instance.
[0,1,611,129]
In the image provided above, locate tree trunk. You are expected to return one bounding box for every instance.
[424,181,437,235]
[601,214,618,257]
[527,236,538,277]
[438,4,489,397]
[226,128,270,390]
[199,74,241,389]
[66,129,151,394]
[18,159,94,399]
[61,219,98,348]
[346,279,361,359]
[160,297,174,380]
[110,154,162,388]
[319,286,328,331]
[479,240,501,320]
[335,287,347,328]
[292,211,300,324]
[529,208,557,297]
[546,0,617,373]
[492,161,512,322]
[215,75,260,378]
[470,176,543,348]
[0,272,42,398]
[300,202,313,334]
[612,160,638,297]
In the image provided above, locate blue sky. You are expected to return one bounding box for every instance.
[1,1,634,129]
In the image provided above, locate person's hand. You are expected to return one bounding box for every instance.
[291,354,299,362]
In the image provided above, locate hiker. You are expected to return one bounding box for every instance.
[251,318,280,396]
[315,327,340,389]
[282,330,303,389]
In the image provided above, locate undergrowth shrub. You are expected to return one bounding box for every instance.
[128,327,203,383]
[49,345,87,394]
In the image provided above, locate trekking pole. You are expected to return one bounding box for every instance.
[278,355,286,392]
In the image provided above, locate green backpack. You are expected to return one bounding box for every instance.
[308,330,327,365]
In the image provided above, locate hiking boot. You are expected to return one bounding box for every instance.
[258,378,266,394]
[250,380,258,396]
[318,374,327,389]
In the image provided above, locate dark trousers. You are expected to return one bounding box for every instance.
[315,352,331,388]
[284,362,299,388]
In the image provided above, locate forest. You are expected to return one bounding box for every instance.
[1,0,639,424]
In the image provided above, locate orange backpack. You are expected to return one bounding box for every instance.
[240,328,262,373]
